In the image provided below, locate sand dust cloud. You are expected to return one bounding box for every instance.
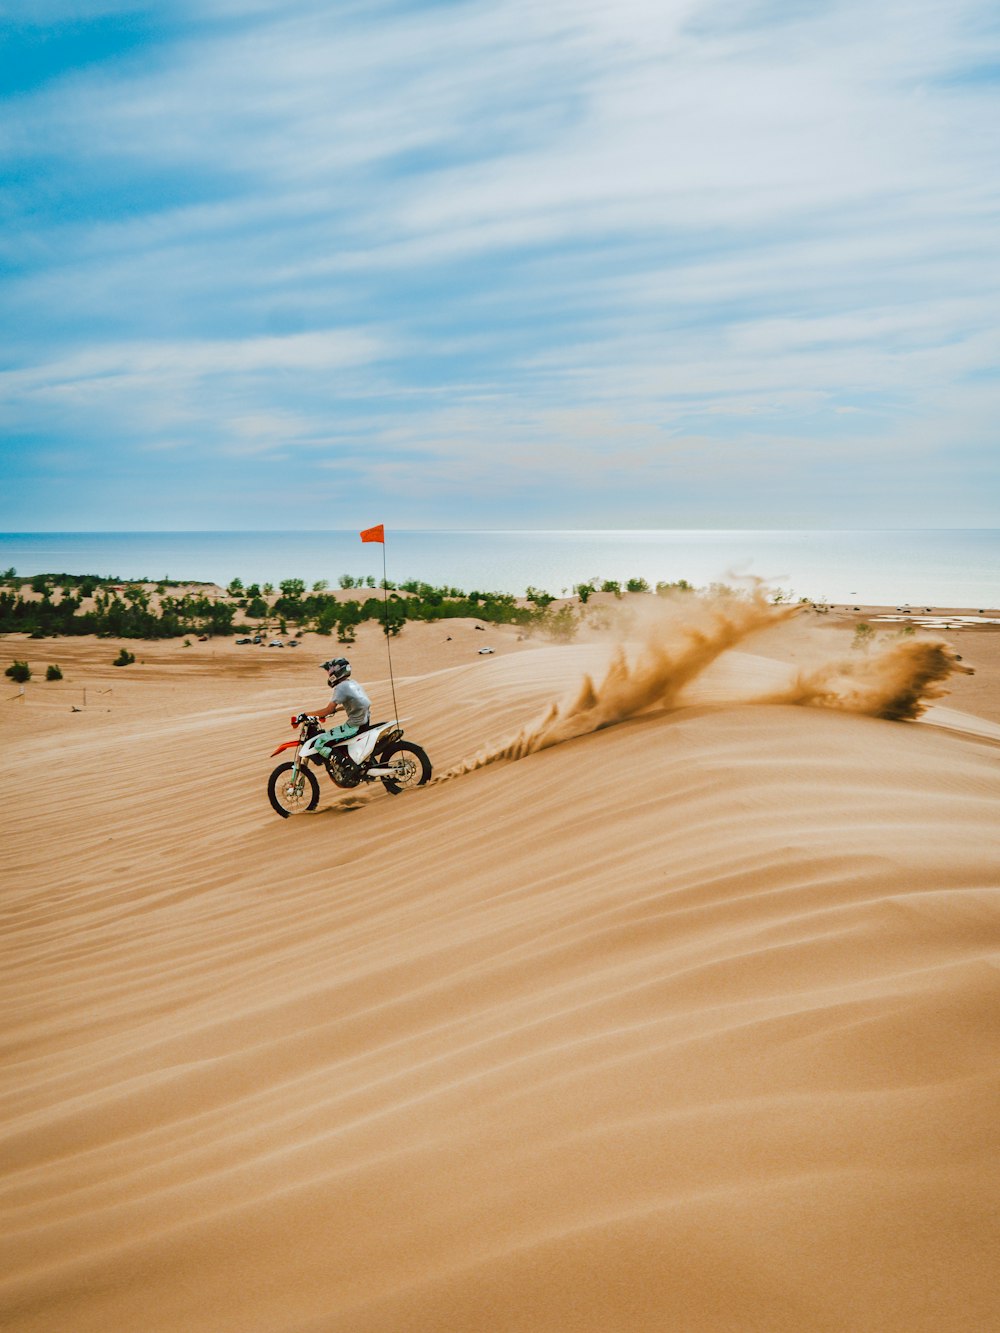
[441,590,974,779]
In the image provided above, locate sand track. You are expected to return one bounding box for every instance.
[2,615,999,1331]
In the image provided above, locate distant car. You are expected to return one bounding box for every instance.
[478,646,495,655]
[236,637,253,645]
[198,634,209,642]
[269,640,284,648]
[287,639,300,647]
[253,635,263,644]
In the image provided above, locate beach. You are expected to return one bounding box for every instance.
[2,594,999,1331]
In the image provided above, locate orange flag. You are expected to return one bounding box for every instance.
[360,523,385,544]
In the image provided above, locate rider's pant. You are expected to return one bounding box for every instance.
[316,722,359,755]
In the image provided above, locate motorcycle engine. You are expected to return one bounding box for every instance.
[326,754,361,788]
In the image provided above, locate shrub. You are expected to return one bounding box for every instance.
[5,660,30,683]
[852,624,875,653]
[544,605,579,643]
[46,664,63,681]
[113,648,136,666]
[626,577,650,593]
[525,586,554,608]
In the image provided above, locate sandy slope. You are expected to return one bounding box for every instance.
[1,608,999,1332]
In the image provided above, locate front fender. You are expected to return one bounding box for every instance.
[270,739,300,757]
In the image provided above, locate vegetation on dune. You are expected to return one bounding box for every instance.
[0,570,801,643]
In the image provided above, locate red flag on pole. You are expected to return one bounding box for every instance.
[360,523,384,544]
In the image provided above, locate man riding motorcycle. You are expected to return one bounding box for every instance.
[311,657,372,757]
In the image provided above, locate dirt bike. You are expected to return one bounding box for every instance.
[267,714,432,817]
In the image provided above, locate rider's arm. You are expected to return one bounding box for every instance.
[313,701,339,721]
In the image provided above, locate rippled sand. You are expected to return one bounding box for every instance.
[2,604,998,1331]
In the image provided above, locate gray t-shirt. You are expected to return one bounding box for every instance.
[332,678,371,727]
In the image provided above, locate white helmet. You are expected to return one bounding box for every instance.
[321,657,351,687]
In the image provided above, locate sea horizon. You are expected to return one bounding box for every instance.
[1,528,998,609]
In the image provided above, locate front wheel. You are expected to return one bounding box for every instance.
[268,761,320,817]
[380,742,432,795]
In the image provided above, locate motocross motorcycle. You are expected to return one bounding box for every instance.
[268,714,432,817]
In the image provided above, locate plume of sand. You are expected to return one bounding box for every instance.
[759,636,974,721]
[439,595,976,781]
[439,587,800,780]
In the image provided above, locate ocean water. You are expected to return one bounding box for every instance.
[0,530,997,608]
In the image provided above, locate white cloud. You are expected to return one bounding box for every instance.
[1,0,998,526]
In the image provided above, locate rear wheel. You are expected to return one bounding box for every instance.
[268,761,320,817]
[380,742,432,795]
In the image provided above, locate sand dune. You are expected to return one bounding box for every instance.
[2,606,999,1331]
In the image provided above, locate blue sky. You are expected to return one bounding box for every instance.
[1,0,998,530]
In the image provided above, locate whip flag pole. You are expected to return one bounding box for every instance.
[360,523,399,726]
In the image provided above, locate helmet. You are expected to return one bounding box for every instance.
[321,657,351,686]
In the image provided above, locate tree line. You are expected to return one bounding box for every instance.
[0,570,696,642]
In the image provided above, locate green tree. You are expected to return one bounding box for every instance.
[227,577,244,596]
[5,660,30,682]
[46,664,63,680]
[525,586,554,608]
[337,601,361,643]
[601,579,622,597]
[626,577,650,593]
[312,579,328,592]
[280,578,305,598]
[113,648,136,666]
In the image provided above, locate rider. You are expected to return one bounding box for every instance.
[311,657,372,758]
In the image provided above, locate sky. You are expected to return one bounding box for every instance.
[1,0,998,531]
